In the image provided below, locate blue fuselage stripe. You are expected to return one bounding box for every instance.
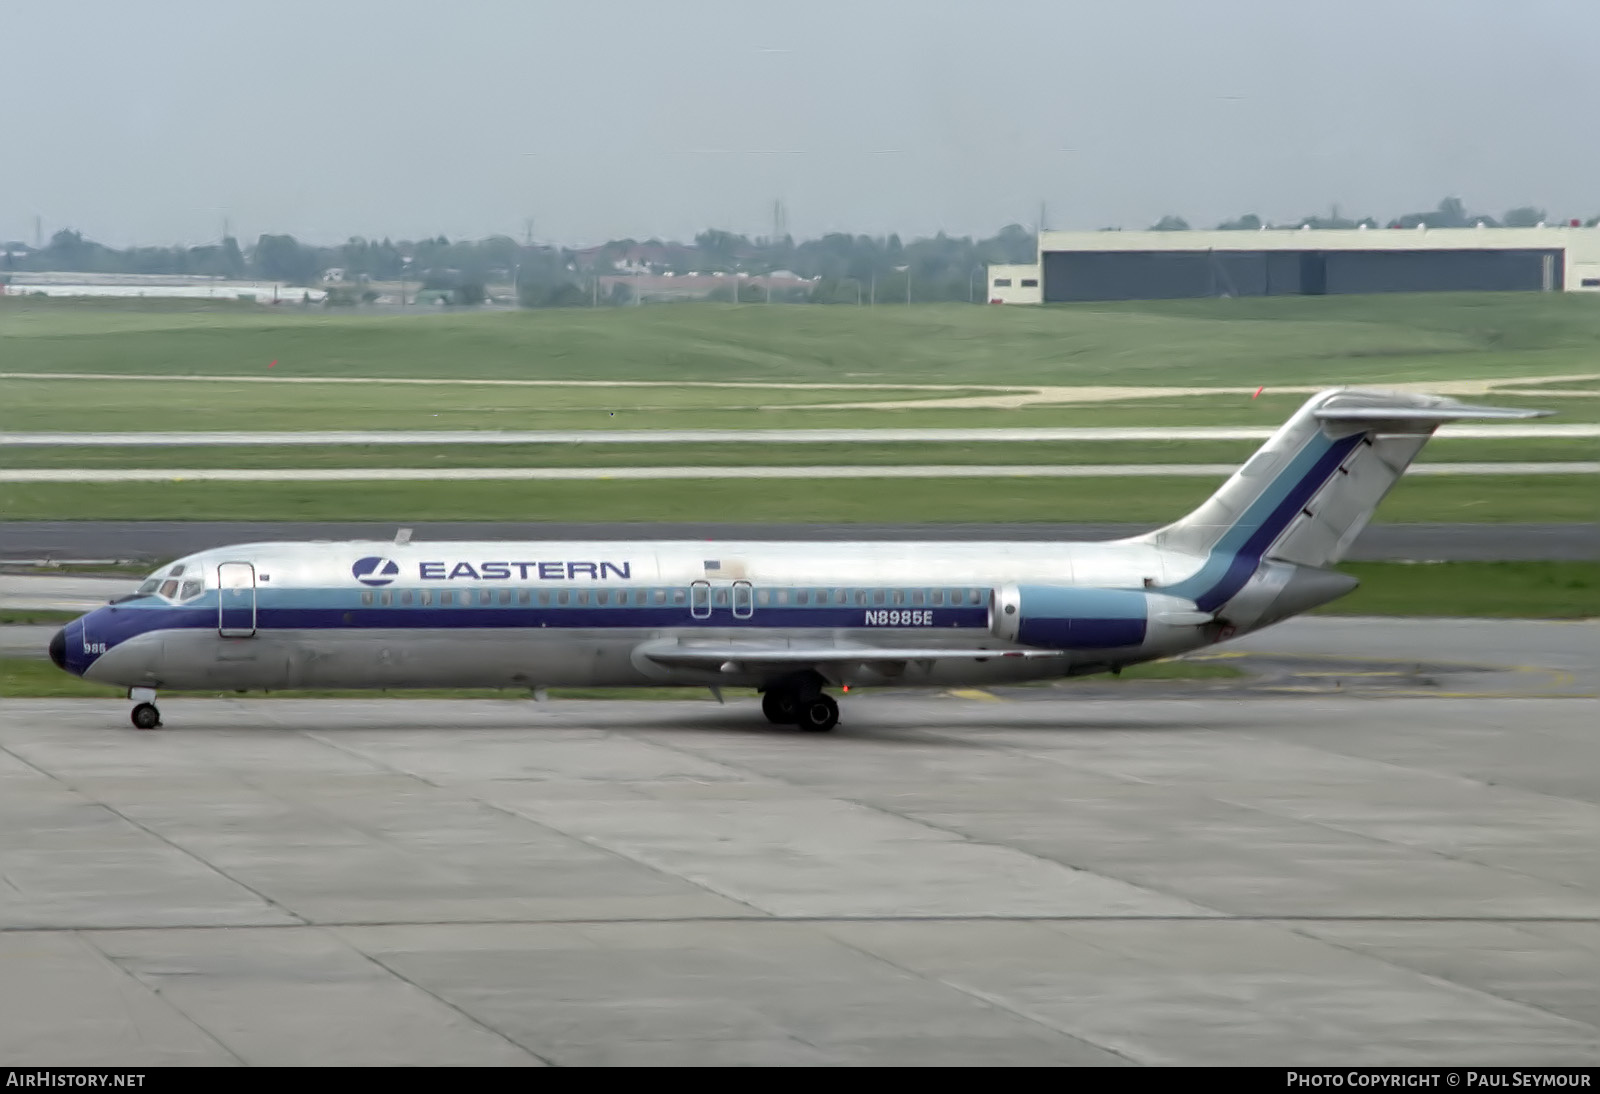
[1163,430,1362,612]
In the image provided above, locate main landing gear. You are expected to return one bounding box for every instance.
[760,675,840,732]
[128,688,161,730]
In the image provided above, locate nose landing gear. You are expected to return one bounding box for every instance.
[128,688,161,730]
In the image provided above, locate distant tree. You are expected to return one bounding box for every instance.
[453,281,486,306]
[1502,206,1546,228]
[1217,214,1262,230]
[991,223,1036,263]
[1587,214,1599,228]
[253,234,318,283]
[1436,197,1470,227]
[1151,215,1189,231]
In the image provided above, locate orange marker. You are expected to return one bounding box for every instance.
[269,360,277,368]
[1253,386,1263,399]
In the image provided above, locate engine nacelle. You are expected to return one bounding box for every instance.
[991,584,1212,652]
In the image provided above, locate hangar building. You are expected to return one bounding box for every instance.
[988,224,1600,304]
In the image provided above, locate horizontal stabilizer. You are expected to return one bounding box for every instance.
[1315,402,1551,423]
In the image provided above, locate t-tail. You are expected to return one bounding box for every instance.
[1130,387,1551,634]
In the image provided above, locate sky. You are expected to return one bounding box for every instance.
[3,0,1596,248]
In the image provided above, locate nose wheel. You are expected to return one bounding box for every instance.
[128,688,162,730]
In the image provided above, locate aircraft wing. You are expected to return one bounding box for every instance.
[636,639,1062,674]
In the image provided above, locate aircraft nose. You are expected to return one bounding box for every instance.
[48,628,68,672]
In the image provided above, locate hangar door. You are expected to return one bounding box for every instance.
[1042,247,1564,301]
[1322,249,1562,294]
[1043,250,1301,301]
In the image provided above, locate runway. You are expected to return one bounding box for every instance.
[2,614,1597,1065]
[7,423,1594,445]
[7,461,1596,483]
[4,520,1595,565]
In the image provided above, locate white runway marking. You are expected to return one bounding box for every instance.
[4,424,1595,445]
[0,371,996,391]
[7,463,1596,483]
[6,371,1595,412]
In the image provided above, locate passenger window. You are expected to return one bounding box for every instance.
[499,589,512,605]
[518,590,529,605]
[361,591,374,605]
[380,590,392,606]
[931,590,944,605]
[969,589,983,604]
[421,590,432,605]
[558,590,569,605]
[892,590,905,605]
[796,590,809,605]
[832,589,846,604]
[654,589,666,604]
[597,590,609,605]
[441,590,452,605]
[757,590,770,605]
[873,590,885,605]
[777,590,789,605]
[671,589,686,605]
[854,590,866,605]
[578,591,589,605]
[538,591,549,605]
[911,590,924,605]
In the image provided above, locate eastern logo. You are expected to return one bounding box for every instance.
[352,557,400,586]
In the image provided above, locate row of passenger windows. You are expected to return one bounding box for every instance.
[357,587,989,608]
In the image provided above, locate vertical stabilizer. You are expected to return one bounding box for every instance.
[1129,388,1550,611]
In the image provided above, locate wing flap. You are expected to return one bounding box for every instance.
[638,641,1062,672]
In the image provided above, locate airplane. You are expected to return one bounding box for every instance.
[47,387,1548,731]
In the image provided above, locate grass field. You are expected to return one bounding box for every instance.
[0,609,79,625]
[4,295,1593,525]
[5,293,1600,387]
[2,473,1592,523]
[5,437,1593,469]
[1318,561,1600,618]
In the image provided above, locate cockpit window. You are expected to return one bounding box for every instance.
[159,580,179,598]
[179,580,202,600]
[137,579,160,595]
[169,564,186,577]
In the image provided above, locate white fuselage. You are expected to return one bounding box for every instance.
[62,536,1235,694]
